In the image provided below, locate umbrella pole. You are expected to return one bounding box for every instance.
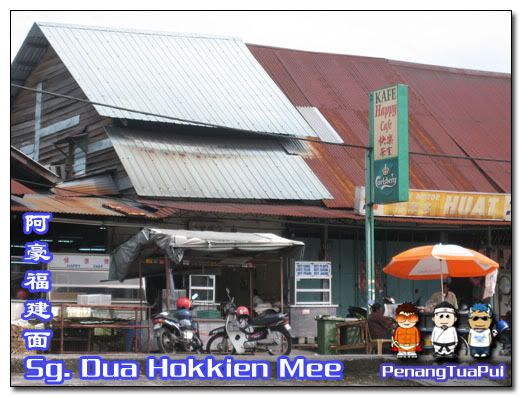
[280,256,284,313]
[439,259,445,302]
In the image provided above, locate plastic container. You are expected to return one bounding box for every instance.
[125,320,151,353]
[316,315,346,354]
[77,294,112,305]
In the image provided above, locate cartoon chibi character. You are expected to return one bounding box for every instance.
[392,302,421,358]
[468,303,494,358]
[431,301,458,358]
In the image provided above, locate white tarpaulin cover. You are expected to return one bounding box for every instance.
[109,228,304,281]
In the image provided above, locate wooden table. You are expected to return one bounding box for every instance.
[330,319,371,353]
[56,304,152,354]
[369,338,392,355]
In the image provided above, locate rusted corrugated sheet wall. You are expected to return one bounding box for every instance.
[248,45,511,208]
[107,127,332,201]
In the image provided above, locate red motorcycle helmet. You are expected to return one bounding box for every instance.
[236,306,250,318]
[176,297,191,310]
[15,288,28,300]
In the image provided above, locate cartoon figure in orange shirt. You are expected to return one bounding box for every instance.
[392,302,421,358]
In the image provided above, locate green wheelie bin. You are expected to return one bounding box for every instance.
[316,315,346,354]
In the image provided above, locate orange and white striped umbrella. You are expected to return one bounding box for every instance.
[383,244,499,280]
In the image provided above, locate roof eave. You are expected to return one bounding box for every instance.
[11,145,60,184]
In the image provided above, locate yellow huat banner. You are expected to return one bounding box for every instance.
[371,190,511,221]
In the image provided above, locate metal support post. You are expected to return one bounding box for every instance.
[365,147,376,308]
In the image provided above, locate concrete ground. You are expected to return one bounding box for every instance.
[11,348,511,387]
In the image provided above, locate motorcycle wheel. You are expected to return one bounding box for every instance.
[267,326,292,356]
[158,328,176,353]
[206,333,235,355]
[192,334,204,353]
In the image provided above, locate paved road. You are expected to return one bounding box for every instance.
[10,374,418,387]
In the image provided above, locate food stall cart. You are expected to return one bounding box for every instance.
[108,228,305,348]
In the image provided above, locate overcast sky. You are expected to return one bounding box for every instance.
[10,10,511,73]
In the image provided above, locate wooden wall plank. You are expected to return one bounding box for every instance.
[11,46,129,188]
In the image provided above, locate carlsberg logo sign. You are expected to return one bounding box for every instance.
[375,163,397,191]
[375,175,397,190]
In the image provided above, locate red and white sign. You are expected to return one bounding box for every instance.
[48,254,110,270]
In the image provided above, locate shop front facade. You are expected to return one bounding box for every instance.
[10,22,510,352]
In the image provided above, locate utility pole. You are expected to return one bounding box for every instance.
[365,146,376,307]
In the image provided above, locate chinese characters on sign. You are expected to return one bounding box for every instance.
[20,212,54,353]
[48,253,110,270]
[355,187,511,221]
[373,87,398,161]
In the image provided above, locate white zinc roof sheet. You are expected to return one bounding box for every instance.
[296,106,344,144]
[107,127,332,201]
[30,22,315,137]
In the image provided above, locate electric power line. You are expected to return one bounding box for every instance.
[10,83,511,163]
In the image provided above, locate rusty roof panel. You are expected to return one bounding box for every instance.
[10,194,159,218]
[304,142,364,208]
[141,199,510,226]
[249,45,511,207]
[140,199,357,219]
[11,179,36,195]
[12,195,125,216]
[102,202,147,217]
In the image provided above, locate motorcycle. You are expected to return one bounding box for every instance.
[495,317,511,356]
[153,294,203,353]
[206,288,292,356]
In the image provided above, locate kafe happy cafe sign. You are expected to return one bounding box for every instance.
[370,84,409,204]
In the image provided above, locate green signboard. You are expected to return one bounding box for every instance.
[369,84,409,204]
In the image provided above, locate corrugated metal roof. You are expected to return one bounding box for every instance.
[248,45,511,208]
[11,179,36,195]
[13,22,315,137]
[101,202,147,217]
[11,146,60,184]
[140,199,356,219]
[107,127,332,201]
[10,25,49,102]
[52,174,119,197]
[10,194,158,218]
[296,106,344,143]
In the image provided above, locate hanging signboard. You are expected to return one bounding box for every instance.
[355,186,511,221]
[369,84,409,204]
[48,253,110,270]
[295,261,331,279]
